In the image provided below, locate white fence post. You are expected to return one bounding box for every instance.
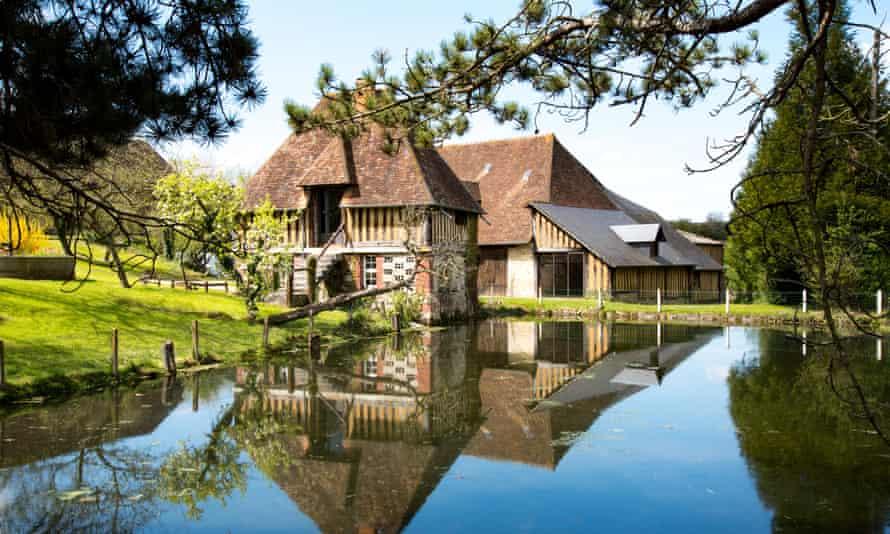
[878,289,883,316]
[657,321,662,347]
[802,330,808,357]
[802,289,808,314]
[725,288,731,315]
[597,288,603,309]
[656,288,662,313]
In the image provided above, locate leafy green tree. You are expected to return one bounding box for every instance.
[155,165,292,317]
[728,2,890,301]
[0,0,264,246]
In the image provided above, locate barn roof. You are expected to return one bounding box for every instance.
[531,202,722,271]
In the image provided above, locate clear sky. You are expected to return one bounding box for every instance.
[165,1,888,221]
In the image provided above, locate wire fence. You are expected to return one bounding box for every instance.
[484,286,889,316]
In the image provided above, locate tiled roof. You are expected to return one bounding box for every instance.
[245,125,481,213]
[437,134,617,245]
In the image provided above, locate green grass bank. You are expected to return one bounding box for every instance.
[0,259,386,404]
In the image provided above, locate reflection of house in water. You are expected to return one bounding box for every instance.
[467,322,720,470]
[233,328,481,534]
[233,322,720,532]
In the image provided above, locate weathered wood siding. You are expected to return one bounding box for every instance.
[613,267,692,292]
[345,207,417,244]
[585,253,611,294]
[282,210,308,248]
[430,210,469,244]
[697,270,722,291]
[533,212,581,250]
[343,207,471,247]
[698,244,724,265]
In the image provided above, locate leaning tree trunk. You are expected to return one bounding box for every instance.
[106,242,131,288]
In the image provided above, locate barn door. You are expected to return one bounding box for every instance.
[478,247,507,296]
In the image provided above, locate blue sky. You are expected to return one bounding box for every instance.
[166,1,888,221]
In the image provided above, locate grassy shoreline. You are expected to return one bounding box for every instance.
[481,296,802,317]
[0,259,388,404]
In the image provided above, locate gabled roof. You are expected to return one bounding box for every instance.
[437,134,616,245]
[531,202,722,270]
[531,203,661,267]
[245,126,482,213]
[610,224,664,243]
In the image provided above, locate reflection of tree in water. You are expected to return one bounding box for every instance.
[728,332,890,533]
[0,381,186,533]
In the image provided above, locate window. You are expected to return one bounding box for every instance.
[538,252,584,297]
[383,255,415,291]
[363,256,377,288]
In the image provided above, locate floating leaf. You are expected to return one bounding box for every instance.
[57,489,93,501]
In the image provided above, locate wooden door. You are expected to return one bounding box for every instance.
[478,247,507,296]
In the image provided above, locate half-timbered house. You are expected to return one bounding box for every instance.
[244,124,482,323]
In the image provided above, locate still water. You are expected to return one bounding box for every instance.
[1,321,889,533]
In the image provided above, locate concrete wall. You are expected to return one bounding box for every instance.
[507,243,537,298]
[0,256,75,280]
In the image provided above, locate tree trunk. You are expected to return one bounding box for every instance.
[54,215,74,256]
[107,242,131,288]
[267,280,409,325]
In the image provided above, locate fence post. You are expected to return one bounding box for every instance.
[191,320,199,361]
[0,340,5,387]
[597,288,603,309]
[111,328,119,379]
[204,281,209,293]
[224,281,229,294]
[878,289,884,316]
[656,288,662,313]
[802,289,808,314]
[878,337,883,361]
[725,288,731,315]
[163,341,176,375]
[262,318,270,349]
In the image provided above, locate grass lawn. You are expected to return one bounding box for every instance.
[481,296,803,317]
[0,258,375,390]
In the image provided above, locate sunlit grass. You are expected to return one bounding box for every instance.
[481,296,802,317]
[0,259,351,386]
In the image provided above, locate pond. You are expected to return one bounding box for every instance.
[1,321,889,533]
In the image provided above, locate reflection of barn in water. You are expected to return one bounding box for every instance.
[468,321,720,469]
[232,328,482,534]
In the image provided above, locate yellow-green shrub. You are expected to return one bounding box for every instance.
[0,215,49,255]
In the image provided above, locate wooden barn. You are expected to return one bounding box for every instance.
[437,134,724,301]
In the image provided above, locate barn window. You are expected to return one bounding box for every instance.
[538,252,584,297]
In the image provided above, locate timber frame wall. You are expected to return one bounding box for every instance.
[280,204,471,249]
